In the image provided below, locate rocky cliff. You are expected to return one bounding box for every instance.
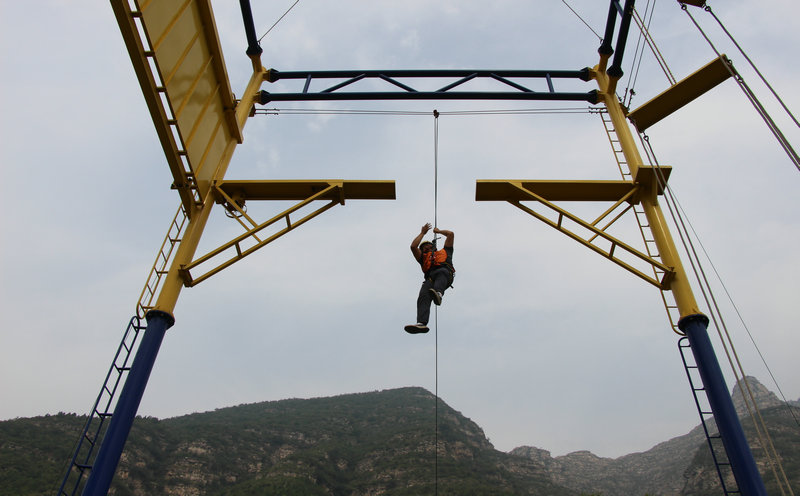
[511,376,799,496]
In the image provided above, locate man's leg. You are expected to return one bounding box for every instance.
[416,279,434,325]
[429,268,449,305]
[431,269,450,295]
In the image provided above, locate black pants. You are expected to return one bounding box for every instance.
[416,267,451,325]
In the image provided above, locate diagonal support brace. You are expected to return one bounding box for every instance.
[179,180,395,287]
[477,180,674,289]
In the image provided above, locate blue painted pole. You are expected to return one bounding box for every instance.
[678,314,767,496]
[82,310,175,495]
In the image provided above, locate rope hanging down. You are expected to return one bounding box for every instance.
[433,109,441,496]
[433,110,440,235]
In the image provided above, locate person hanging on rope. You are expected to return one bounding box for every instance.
[405,223,455,334]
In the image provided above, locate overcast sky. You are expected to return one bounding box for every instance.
[1,0,798,460]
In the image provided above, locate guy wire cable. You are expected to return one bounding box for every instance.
[640,132,795,495]
[704,4,800,130]
[680,3,800,172]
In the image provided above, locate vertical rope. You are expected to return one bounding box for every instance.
[433,110,440,233]
[434,308,439,496]
[432,109,439,496]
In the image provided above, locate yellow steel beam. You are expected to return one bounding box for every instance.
[120,3,399,313]
[218,180,397,201]
[628,55,732,132]
[149,31,269,315]
[475,56,702,319]
[111,0,242,214]
[594,59,702,318]
[112,0,197,211]
[475,173,670,203]
[477,179,637,202]
[477,180,674,289]
[179,180,395,287]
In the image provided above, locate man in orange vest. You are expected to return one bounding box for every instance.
[405,223,455,334]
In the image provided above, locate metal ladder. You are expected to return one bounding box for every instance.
[136,205,188,318]
[599,111,744,494]
[678,337,741,495]
[57,204,188,495]
[598,109,682,335]
[56,316,145,496]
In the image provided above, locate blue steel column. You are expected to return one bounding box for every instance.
[82,310,175,495]
[678,314,767,496]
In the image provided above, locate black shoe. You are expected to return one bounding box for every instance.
[404,323,429,334]
[429,288,443,306]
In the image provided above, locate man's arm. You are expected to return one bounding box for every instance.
[433,227,454,247]
[410,223,432,259]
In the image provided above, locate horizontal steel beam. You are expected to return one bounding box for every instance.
[260,90,599,104]
[265,68,593,81]
[258,67,599,104]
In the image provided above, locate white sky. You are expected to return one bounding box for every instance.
[1,0,798,459]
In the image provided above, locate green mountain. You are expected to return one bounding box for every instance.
[1,388,576,495]
[2,380,796,495]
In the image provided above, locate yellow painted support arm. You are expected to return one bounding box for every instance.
[150,44,268,315]
[180,180,395,287]
[628,55,732,132]
[476,180,674,289]
[476,179,647,202]
[594,63,702,318]
[218,180,397,201]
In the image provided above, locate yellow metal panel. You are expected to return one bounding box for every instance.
[628,55,732,132]
[168,34,211,117]
[140,0,189,50]
[113,0,196,211]
[184,82,224,154]
[476,180,636,202]
[633,165,672,193]
[152,5,198,75]
[218,180,397,201]
[192,119,227,194]
[115,0,241,211]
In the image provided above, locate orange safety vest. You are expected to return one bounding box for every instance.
[419,248,455,287]
[420,249,449,273]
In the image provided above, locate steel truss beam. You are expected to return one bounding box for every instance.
[178,180,395,287]
[476,179,675,289]
[258,68,599,104]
